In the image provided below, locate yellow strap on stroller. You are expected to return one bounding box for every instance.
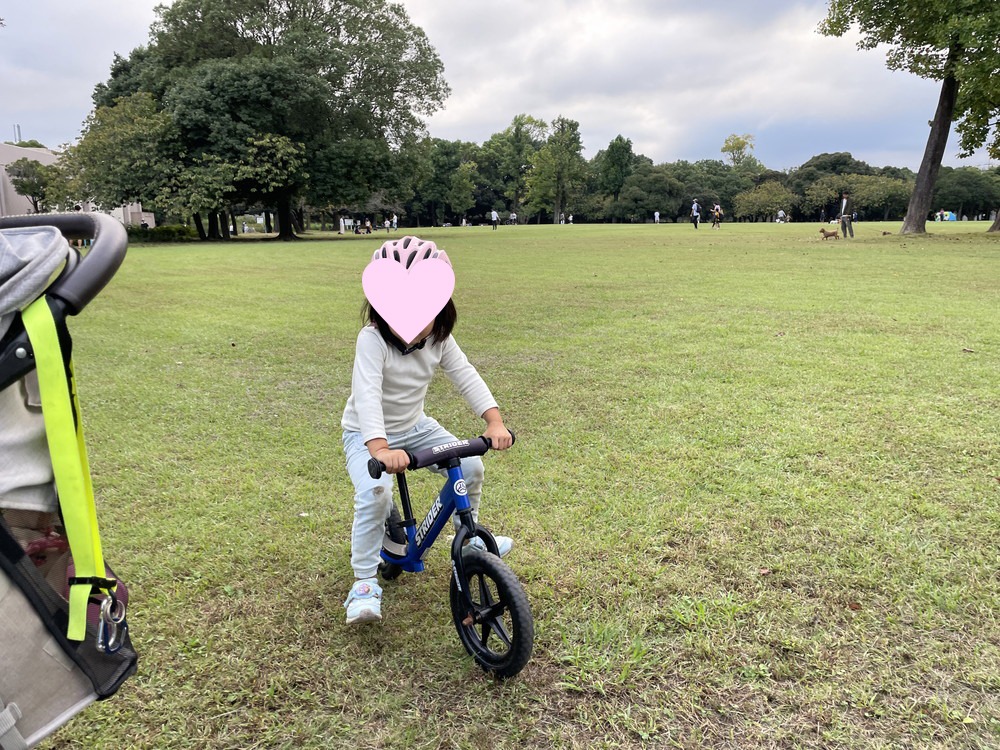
[21,297,112,642]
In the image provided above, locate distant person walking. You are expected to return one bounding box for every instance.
[654,210,660,224]
[838,192,854,238]
[690,199,701,229]
[711,203,723,229]
[490,209,499,230]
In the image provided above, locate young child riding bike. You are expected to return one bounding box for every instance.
[340,236,513,625]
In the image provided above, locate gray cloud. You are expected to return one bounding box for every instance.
[1,0,991,171]
[404,0,991,170]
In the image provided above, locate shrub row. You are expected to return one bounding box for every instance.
[125,224,199,242]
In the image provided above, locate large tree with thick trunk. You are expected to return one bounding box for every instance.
[80,0,448,240]
[820,1,1000,234]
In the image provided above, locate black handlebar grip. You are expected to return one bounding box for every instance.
[367,458,385,479]
[0,212,128,315]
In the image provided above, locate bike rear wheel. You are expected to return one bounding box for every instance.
[449,549,533,678]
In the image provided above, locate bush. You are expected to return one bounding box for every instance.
[126,224,199,243]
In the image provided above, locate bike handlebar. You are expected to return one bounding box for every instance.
[367,432,516,479]
[0,213,128,315]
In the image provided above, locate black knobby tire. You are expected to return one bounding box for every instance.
[449,549,533,678]
[379,504,406,581]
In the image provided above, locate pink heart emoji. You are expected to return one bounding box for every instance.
[362,257,456,344]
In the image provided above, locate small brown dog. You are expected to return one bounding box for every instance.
[819,227,840,240]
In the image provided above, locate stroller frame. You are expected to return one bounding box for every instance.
[0,213,134,748]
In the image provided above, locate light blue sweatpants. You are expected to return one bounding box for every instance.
[342,416,484,579]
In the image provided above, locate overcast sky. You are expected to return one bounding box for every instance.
[1,1,992,172]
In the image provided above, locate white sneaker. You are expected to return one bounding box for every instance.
[344,578,382,624]
[466,535,513,558]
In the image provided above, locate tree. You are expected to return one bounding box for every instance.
[615,163,684,222]
[594,135,635,219]
[6,158,58,213]
[479,114,548,216]
[83,0,449,240]
[932,166,1000,220]
[157,154,237,239]
[850,175,913,220]
[733,181,798,222]
[820,1,1000,235]
[405,139,480,225]
[447,161,479,221]
[721,133,764,173]
[5,140,47,149]
[235,136,308,235]
[525,117,588,223]
[951,22,1000,230]
[992,167,1000,233]
[68,92,180,210]
[801,173,912,221]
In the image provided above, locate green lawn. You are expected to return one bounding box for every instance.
[45,220,998,749]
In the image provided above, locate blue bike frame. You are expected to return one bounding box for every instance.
[369,436,507,607]
[380,462,473,573]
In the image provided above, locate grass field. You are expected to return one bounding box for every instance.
[43,220,998,749]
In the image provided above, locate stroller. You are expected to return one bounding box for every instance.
[0,213,136,748]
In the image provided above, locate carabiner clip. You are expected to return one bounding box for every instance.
[96,591,127,654]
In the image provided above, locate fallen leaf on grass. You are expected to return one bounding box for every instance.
[759,568,772,576]
[961,348,975,353]
[848,602,862,611]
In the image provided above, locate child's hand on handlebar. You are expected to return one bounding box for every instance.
[483,422,513,451]
[375,447,410,474]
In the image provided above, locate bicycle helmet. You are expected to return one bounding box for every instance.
[372,235,450,268]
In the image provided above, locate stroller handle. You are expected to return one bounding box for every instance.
[0,212,127,315]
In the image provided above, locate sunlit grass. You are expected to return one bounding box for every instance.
[45,220,999,749]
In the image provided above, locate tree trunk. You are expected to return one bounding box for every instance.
[193,213,207,241]
[901,44,961,235]
[264,211,273,234]
[230,209,239,235]
[219,211,232,240]
[276,196,298,240]
[207,212,222,240]
[989,210,1000,232]
[292,207,304,234]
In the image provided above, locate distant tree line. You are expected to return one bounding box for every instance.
[17,124,999,233]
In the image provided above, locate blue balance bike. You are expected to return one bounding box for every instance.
[368,434,533,678]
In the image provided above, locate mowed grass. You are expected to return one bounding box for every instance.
[43,220,998,749]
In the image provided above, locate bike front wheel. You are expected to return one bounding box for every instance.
[449,549,533,678]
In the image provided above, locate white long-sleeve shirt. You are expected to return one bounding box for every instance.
[341,326,498,443]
